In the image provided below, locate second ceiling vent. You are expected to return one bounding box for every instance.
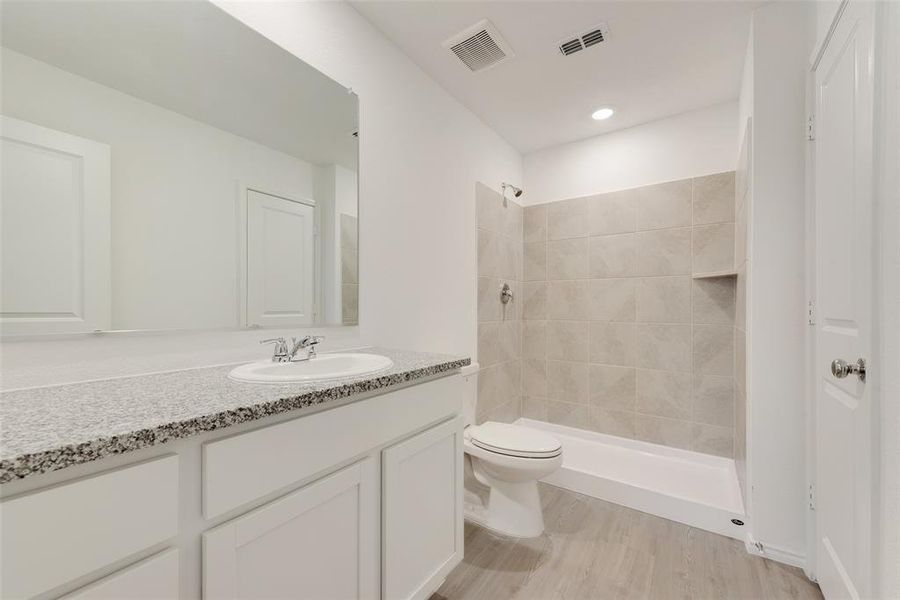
[443,19,515,73]
[558,22,610,56]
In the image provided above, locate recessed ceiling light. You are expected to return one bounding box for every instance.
[592,107,615,120]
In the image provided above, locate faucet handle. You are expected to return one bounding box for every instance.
[260,337,289,361]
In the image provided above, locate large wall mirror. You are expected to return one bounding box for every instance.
[0,1,359,336]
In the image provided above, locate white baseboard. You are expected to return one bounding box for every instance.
[744,534,807,569]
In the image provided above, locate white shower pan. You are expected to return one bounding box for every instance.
[516,418,747,540]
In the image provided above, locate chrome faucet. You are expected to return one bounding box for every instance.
[289,335,325,361]
[260,335,325,363]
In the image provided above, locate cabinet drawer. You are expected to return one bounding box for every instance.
[203,374,462,518]
[62,549,179,600]
[0,455,179,599]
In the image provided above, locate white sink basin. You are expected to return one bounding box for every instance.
[229,353,394,384]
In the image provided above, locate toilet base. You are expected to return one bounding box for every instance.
[464,479,545,538]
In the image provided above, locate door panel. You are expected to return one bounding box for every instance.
[814,2,875,598]
[0,115,110,334]
[246,189,315,327]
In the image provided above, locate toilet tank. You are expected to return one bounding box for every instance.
[459,363,480,427]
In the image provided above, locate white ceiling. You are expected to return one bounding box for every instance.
[1,1,358,169]
[351,1,757,154]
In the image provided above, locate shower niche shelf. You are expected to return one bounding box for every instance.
[692,269,738,280]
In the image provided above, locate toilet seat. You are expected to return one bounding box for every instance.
[467,422,562,459]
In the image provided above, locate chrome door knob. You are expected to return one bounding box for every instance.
[831,358,866,382]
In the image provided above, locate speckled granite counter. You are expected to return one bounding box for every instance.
[0,348,469,484]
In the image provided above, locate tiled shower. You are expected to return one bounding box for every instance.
[477,173,741,459]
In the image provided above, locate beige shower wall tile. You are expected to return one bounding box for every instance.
[636,179,692,231]
[523,242,547,281]
[691,423,734,458]
[477,360,520,415]
[548,197,589,240]
[548,360,589,404]
[589,408,635,438]
[635,228,691,276]
[523,396,547,420]
[524,204,548,242]
[548,238,589,279]
[693,324,734,377]
[522,320,547,359]
[589,365,636,411]
[692,374,734,427]
[589,278,636,322]
[692,277,736,325]
[547,321,589,362]
[547,280,591,320]
[693,223,735,274]
[588,190,636,235]
[635,276,692,323]
[478,277,500,323]
[522,282,547,320]
[589,233,636,278]
[634,414,692,450]
[589,322,636,366]
[477,229,499,278]
[523,358,548,397]
[497,236,520,281]
[636,369,692,420]
[547,400,590,429]
[502,200,523,242]
[635,323,692,372]
[478,322,501,367]
[498,320,520,363]
[693,172,736,225]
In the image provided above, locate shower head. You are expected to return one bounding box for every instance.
[501,182,523,199]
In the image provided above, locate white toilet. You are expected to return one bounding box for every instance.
[460,365,563,538]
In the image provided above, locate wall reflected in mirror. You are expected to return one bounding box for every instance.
[0,1,359,336]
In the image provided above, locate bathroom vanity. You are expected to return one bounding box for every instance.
[0,349,469,600]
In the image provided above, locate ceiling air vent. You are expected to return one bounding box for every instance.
[443,19,515,73]
[558,22,610,56]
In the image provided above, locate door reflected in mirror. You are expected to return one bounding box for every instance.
[0,0,359,335]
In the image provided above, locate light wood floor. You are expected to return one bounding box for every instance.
[432,484,823,600]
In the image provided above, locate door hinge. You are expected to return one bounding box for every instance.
[808,301,816,325]
[806,115,815,141]
[809,483,816,510]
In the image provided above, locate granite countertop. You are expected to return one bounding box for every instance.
[0,347,470,484]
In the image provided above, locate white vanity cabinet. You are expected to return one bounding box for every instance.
[203,458,379,600]
[1,373,465,600]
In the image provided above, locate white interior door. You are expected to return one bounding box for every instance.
[813,2,875,598]
[245,189,315,327]
[0,115,110,335]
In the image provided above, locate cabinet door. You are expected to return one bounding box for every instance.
[383,418,463,600]
[203,458,378,600]
[62,549,179,600]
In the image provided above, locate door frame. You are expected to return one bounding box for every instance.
[235,182,319,328]
[805,0,900,593]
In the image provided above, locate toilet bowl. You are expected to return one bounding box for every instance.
[463,421,563,538]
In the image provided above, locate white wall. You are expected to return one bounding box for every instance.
[740,0,813,566]
[522,102,737,205]
[0,0,521,388]
[1,47,317,331]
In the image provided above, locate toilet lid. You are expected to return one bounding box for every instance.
[468,422,562,458]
